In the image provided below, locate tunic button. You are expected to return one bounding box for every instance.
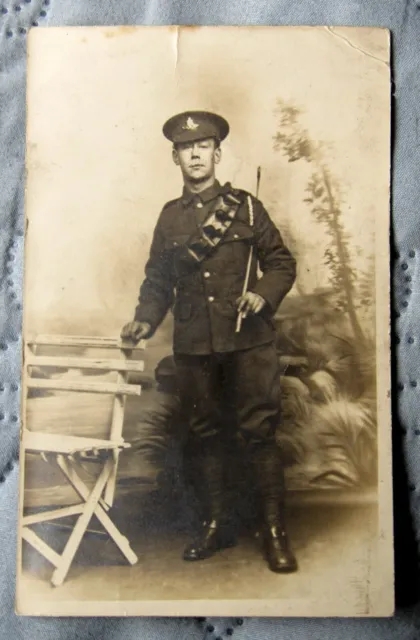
[196,201,203,209]
[233,233,239,239]
[204,271,210,278]
[208,296,215,302]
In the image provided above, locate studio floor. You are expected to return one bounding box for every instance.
[18,501,378,615]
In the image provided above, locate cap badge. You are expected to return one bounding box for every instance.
[182,117,199,131]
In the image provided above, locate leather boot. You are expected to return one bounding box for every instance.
[183,439,237,561]
[250,443,298,573]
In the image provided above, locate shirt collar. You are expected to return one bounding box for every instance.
[181,179,223,206]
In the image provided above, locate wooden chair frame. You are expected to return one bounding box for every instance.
[20,334,145,587]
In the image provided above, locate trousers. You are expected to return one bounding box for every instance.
[174,342,281,444]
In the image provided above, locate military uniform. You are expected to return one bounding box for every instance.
[134,179,296,443]
[128,111,298,572]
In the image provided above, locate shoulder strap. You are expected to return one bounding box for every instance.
[162,197,181,211]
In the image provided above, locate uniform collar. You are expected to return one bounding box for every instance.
[181,179,223,206]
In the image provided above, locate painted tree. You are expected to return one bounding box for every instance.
[273,99,366,344]
[357,248,375,300]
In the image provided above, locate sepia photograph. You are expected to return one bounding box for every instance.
[17,25,393,617]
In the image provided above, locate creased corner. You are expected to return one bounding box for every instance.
[325,27,389,67]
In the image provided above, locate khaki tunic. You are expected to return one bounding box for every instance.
[134,180,296,355]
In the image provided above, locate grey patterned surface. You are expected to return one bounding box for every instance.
[1,0,419,637]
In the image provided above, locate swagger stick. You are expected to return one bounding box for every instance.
[235,166,261,333]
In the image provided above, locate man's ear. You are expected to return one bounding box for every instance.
[214,146,222,165]
[172,148,180,166]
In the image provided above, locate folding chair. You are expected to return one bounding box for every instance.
[20,334,145,587]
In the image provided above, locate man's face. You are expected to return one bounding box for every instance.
[172,138,221,183]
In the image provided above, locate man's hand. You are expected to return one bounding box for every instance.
[236,292,266,318]
[120,321,151,345]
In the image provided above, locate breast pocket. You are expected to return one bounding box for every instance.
[165,234,195,279]
[164,234,190,251]
[221,224,255,269]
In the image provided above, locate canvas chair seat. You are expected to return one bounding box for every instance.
[23,430,130,455]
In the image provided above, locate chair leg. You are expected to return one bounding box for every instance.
[51,457,114,587]
[21,527,62,569]
[56,456,138,566]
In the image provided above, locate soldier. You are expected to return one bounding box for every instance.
[121,111,298,572]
